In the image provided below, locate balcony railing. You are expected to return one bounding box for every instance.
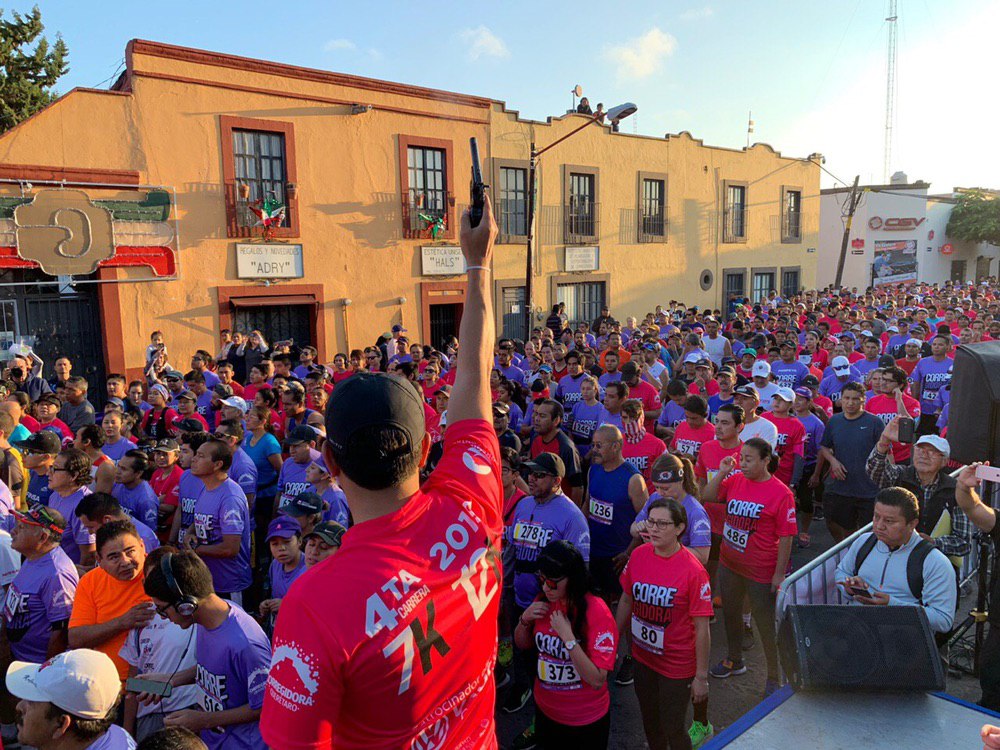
[723,206,747,243]
[638,211,667,243]
[782,210,802,241]
[497,197,528,241]
[564,199,599,244]
[403,189,451,239]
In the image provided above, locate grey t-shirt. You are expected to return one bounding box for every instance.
[820,411,884,499]
[59,400,96,432]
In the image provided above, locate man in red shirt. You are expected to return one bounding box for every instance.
[262,199,504,750]
[669,396,715,462]
[865,366,921,463]
[761,388,806,487]
[621,361,662,433]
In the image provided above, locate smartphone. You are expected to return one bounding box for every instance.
[847,586,873,599]
[975,465,1000,483]
[897,417,915,444]
[125,677,173,697]
[468,137,486,228]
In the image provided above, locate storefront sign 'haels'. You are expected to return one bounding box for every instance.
[0,187,177,277]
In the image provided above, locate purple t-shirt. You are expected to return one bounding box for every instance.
[854,358,880,379]
[229,448,259,502]
[86,726,136,750]
[178,471,205,533]
[319,486,350,527]
[201,370,221,389]
[506,494,590,608]
[195,603,271,750]
[634,492,712,549]
[48,487,94,564]
[268,556,306,599]
[911,356,953,414]
[598,371,622,388]
[3,546,78,662]
[196,390,216,426]
[498,364,525,383]
[113,481,159,530]
[555,373,588,407]
[819,376,852,403]
[192,479,252,594]
[568,401,604,457]
[595,407,623,432]
[657,400,687,430]
[277,451,320,510]
[770,360,810,389]
[795,412,826,466]
[101,438,136,464]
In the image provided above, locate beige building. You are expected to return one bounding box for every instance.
[0,40,820,383]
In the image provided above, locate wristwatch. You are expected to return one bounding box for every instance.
[564,639,579,652]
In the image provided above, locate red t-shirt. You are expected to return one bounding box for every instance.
[225,380,245,398]
[531,593,617,726]
[261,420,503,750]
[865,393,921,462]
[895,357,920,378]
[21,414,40,432]
[171,412,209,432]
[694,439,742,535]
[670,421,716,461]
[688,379,720,398]
[619,544,713,679]
[243,382,271,403]
[622,433,668,492]
[761,413,806,486]
[38,418,73,442]
[717,474,797,584]
[331,370,354,384]
[150,464,182,541]
[629,380,663,433]
[503,487,527,524]
[812,394,834,418]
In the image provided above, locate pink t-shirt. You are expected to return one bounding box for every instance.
[531,593,617,726]
[622,432,668,492]
[694,439,742,535]
[670,421,716,461]
[761,413,806,486]
[717,473,797,584]
[865,393,921,462]
[619,544,713,679]
[261,419,503,750]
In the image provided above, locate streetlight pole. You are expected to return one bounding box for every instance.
[522,103,637,341]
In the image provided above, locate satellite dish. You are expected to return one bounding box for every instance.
[572,85,583,97]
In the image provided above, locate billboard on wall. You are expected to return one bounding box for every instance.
[872,239,917,286]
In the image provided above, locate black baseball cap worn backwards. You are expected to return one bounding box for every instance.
[325,373,426,458]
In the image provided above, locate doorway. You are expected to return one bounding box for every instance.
[429,303,463,350]
[976,256,992,283]
[950,260,967,283]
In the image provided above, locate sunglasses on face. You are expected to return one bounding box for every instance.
[536,573,567,589]
[529,471,553,480]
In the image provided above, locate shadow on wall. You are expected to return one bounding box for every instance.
[312,192,402,249]
[683,198,707,260]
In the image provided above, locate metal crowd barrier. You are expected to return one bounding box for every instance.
[774,470,992,630]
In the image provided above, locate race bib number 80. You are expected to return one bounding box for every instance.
[631,616,665,655]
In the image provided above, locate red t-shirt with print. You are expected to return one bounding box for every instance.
[670,421,716,461]
[261,419,503,750]
[694,439,742,535]
[865,392,921,462]
[717,473,797,584]
[761,413,806,486]
[619,544,713,679]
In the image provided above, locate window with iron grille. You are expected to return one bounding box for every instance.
[639,178,666,241]
[499,167,528,238]
[782,189,802,242]
[752,271,775,302]
[724,183,747,242]
[233,130,288,227]
[781,268,800,297]
[407,146,447,229]
[567,172,596,240]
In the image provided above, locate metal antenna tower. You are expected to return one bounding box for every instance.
[883,0,898,182]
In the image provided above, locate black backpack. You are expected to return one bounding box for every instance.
[852,533,935,604]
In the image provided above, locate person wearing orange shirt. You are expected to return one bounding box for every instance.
[598,331,631,370]
[67,519,154,681]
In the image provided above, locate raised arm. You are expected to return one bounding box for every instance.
[447,194,498,425]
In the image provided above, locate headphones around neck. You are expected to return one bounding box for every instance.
[160,553,199,617]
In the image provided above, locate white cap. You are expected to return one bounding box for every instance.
[914,434,950,458]
[439,409,448,428]
[773,387,795,403]
[683,352,703,364]
[831,356,851,373]
[906,338,923,347]
[220,396,249,413]
[751,360,771,378]
[887,326,899,332]
[6,649,121,719]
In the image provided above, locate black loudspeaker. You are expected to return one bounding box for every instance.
[778,604,944,691]
[948,341,1000,465]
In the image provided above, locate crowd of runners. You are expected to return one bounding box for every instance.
[0,198,998,750]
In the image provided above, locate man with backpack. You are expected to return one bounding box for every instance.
[835,486,957,634]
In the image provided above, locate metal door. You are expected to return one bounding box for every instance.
[429,304,462,350]
[501,286,526,340]
[724,271,746,310]
[234,305,311,347]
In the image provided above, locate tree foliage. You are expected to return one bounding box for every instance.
[0,6,69,132]
[947,191,1000,247]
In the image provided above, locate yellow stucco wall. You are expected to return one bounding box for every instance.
[0,40,819,372]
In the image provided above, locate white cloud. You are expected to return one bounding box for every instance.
[324,38,357,52]
[458,26,510,61]
[602,27,677,80]
[680,7,714,21]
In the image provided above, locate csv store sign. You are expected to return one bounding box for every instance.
[236,243,304,279]
[421,245,466,276]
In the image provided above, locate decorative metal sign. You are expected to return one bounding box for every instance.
[0,186,177,277]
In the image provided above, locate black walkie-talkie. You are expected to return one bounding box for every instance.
[469,137,487,228]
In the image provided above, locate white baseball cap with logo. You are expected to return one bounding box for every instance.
[6,649,121,719]
[773,387,796,403]
[831,356,852,375]
[914,435,950,458]
[751,360,771,378]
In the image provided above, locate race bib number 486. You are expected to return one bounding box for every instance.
[723,523,749,552]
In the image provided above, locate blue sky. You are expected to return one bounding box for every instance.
[12,0,1000,192]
